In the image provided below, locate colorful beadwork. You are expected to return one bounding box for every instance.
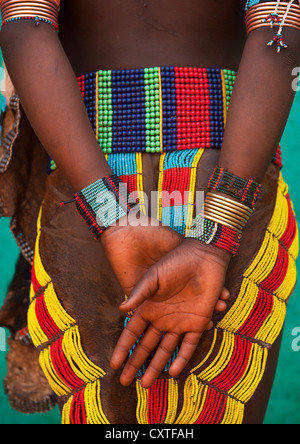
[29,168,298,424]
[71,174,138,240]
[207,167,262,209]
[135,173,299,424]
[157,148,205,236]
[47,66,282,175]
[28,210,109,424]
[77,67,237,154]
[187,214,242,255]
[245,0,260,10]
[1,15,59,31]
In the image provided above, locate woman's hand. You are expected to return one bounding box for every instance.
[110,238,232,388]
[101,211,184,297]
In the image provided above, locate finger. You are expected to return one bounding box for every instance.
[220,288,230,301]
[205,320,214,331]
[140,332,182,389]
[120,267,159,313]
[110,312,148,371]
[120,325,163,387]
[214,300,227,313]
[169,331,202,378]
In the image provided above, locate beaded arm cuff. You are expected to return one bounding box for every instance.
[245,1,300,53]
[61,175,138,240]
[187,167,261,255]
[0,0,60,31]
[187,215,242,256]
[208,166,261,209]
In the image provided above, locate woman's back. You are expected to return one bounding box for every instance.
[60,0,246,75]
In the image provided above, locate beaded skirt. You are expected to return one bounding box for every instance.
[24,66,299,424]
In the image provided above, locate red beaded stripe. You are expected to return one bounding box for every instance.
[31,260,41,293]
[214,225,241,255]
[174,67,211,151]
[74,194,104,237]
[35,292,61,339]
[105,175,134,212]
[148,379,169,424]
[261,245,289,293]
[69,389,87,425]
[211,336,252,393]
[50,335,85,391]
[237,289,274,338]
[195,388,225,424]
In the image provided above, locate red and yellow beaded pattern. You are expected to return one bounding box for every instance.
[136,173,298,424]
[28,169,298,424]
[28,211,109,424]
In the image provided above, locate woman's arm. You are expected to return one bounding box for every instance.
[219,26,300,182]
[112,18,300,388]
[0,21,113,191]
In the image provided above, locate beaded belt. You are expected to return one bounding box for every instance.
[77,67,237,154]
[47,66,282,174]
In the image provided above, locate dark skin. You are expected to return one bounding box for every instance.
[1,0,300,391]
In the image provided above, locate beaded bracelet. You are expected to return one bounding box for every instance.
[187,214,242,256]
[61,175,138,239]
[207,166,261,209]
[187,188,254,255]
[0,0,60,31]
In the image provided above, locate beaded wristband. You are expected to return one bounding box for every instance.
[187,187,254,255]
[187,215,242,256]
[61,175,138,239]
[207,166,261,209]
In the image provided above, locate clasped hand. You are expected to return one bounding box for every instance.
[102,215,231,389]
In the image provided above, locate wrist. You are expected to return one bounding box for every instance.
[61,174,139,240]
[186,165,262,256]
[184,238,232,268]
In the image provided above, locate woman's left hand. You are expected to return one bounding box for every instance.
[110,238,232,388]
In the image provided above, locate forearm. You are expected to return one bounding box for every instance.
[219,26,300,183]
[0,22,112,191]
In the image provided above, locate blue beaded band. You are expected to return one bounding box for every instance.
[77,67,237,154]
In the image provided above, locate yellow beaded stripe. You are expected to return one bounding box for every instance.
[136,152,146,215]
[220,70,228,126]
[28,209,109,424]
